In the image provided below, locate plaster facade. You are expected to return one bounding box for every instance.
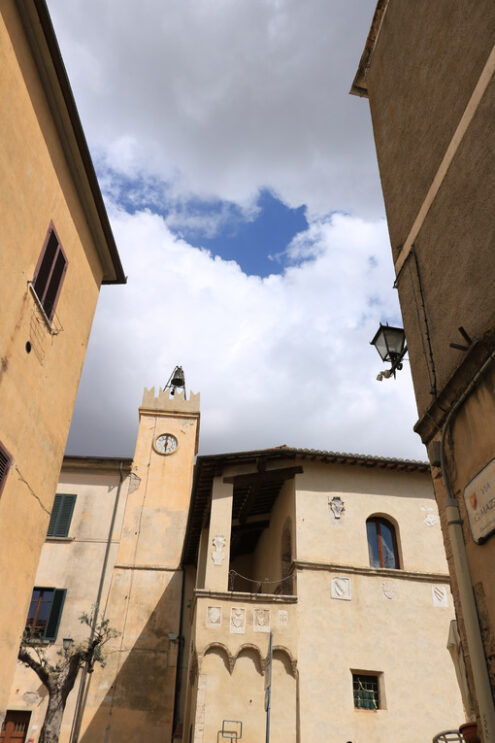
[5,394,465,743]
[0,0,125,722]
[351,1,495,737]
[181,450,465,743]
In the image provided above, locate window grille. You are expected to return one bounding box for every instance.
[353,674,379,709]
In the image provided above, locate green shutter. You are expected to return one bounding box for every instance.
[47,494,76,537]
[44,589,66,641]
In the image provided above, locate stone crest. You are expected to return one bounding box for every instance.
[330,576,352,600]
[211,535,226,565]
[254,608,270,632]
[329,496,345,519]
[207,606,222,626]
[382,581,398,600]
[432,585,448,607]
[278,609,289,626]
[230,607,246,634]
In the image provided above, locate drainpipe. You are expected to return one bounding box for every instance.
[440,351,495,743]
[171,567,187,741]
[69,461,126,743]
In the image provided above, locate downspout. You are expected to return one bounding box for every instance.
[69,460,126,743]
[440,351,495,743]
[172,566,187,741]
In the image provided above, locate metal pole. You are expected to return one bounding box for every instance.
[265,632,273,743]
[69,461,126,743]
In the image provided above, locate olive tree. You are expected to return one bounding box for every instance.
[18,613,117,743]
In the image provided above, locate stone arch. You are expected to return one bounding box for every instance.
[235,643,264,675]
[273,645,297,677]
[200,642,234,674]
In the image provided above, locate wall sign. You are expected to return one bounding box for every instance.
[464,457,495,544]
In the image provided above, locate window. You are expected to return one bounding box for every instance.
[353,674,379,710]
[47,494,76,538]
[366,517,400,569]
[25,587,66,642]
[0,441,12,499]
[32,225,67,320]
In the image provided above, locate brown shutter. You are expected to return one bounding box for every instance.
[0,441,12,498]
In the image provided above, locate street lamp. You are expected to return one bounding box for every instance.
[63,637,73,653]
[370,324,407,380]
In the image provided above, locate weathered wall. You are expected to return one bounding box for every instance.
[297,568,462,742]
[185,459,464,743]
[295,463,448,573]
[367,0,495,417]
[79,389,199,743]
[0,0,106,718]
[5,465,128,743]
[431,364,495,702]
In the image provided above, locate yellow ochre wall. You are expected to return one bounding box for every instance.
[79,388,200,743]
[0,0,119,721]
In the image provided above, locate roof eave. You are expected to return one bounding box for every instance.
[15,0,126,285]
[349,0,391,98]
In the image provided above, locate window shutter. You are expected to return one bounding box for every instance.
[47,495,62,536]
[47,494,76,537]
[0,441,12,498]
[44,589,66,641]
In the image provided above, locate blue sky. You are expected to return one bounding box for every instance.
[99,168,309,277]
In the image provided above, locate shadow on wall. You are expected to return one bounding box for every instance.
[80,573,182,743]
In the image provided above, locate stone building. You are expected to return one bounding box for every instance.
[350,1,495,739]
[0,0,125,729]
[4,387,465,742]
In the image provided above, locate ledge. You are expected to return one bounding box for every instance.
[294,560,450,584]
[194,589,298,604]
[45,536,73,543]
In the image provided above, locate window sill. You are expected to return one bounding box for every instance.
[45,537,74,543]
[28,282,61,335]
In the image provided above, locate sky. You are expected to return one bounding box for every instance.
[46,0,426,461]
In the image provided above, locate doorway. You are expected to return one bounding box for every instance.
[0,711,31,743]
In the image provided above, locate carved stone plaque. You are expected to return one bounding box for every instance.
[329,496,345,519]
[330,577,351,600]
[230,607,246,634]
[207,606,222,626]
[278,609,289,626]
[432,585,448,607]
[382,581,398,600]
[254,608,270,632]
[211,535,226,565]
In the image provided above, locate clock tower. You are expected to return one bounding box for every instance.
[81,383,200,743]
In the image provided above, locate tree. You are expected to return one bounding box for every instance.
[18,613,117,743]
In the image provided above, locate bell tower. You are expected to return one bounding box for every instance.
[80,374,200,743]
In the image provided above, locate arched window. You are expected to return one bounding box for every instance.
[366,517,400,569]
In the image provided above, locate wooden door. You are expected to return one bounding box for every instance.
[0,711,31,742]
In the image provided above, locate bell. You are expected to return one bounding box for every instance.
[170,366,185,389]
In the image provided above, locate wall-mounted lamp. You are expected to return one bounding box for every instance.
[62,637,73,652]
[370,324,407,381]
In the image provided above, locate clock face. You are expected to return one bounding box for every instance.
[154,433,178,455]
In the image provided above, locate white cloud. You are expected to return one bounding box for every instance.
[67,209,425,460]
[47,0,383,218]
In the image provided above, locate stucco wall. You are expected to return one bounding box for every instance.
[366,0,495,417]
[0,1,107,719]
[295,463,448,574]
[5,466,128,743]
